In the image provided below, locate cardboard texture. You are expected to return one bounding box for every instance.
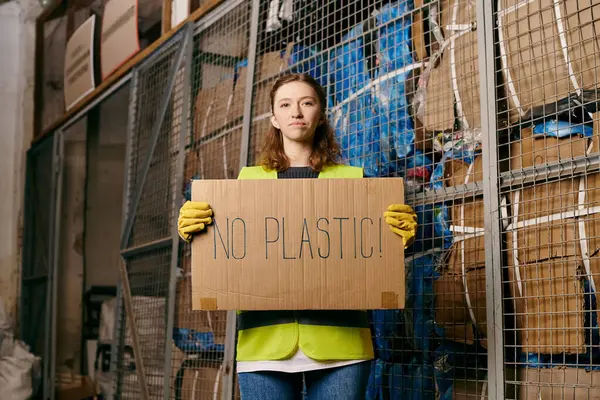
[451,0,479,129]
[434,155,486,343]
[518,368,600,399]
[204,79,235,135]
[499,0,600,122]
[451,379,488,400]
[193,86,216,141]
[250,118,273,163]
[230,68,247,121]
[412,0,427,61]
[434,267,486,344]
[196,128,242,180]
[64,15,98,110]
[258,49,287,81]
[101,0,140,80]
[505,128,600,354]
[421,0,480,131]
[422,54,455,131]
[193,79,235,142]
[231,70,272,122]
[175,276,227,344]
[191,178,405,310]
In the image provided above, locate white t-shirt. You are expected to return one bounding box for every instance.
[236,348,369,374]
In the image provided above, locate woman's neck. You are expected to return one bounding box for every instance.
[284,139,313,167]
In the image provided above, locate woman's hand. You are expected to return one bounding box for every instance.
[384,204,417,249]
[177,201,213,242]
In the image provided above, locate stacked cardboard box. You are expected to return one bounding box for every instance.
[505,123,600,355]
[434,156,487,345]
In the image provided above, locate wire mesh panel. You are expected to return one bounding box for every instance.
[171,2,251,398]
[20,135,57,399]
[240,0,489,398]
[495,0,600,398]
[114,28,190,399]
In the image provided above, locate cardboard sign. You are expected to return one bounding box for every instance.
[64,15,99,110]
[101,0,140,80]
[191,177,405,310]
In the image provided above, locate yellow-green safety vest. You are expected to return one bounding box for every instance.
[235,164,375,362]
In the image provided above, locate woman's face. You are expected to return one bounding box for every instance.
[270,81,322,144]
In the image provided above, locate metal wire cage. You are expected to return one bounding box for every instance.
[20,0,600,399]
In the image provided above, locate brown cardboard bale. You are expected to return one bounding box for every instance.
[499,0,600,122]
[452,379,488,400]
[250,117,272,164]
[258,50,285,81]
[253,83,272,119]
[230,68,247,122]
[421,54,455,131]
[412,0,427,62]
[506,257,585,354]
[445,156,484,270]
[203,79,234,135]
[194,86,216,141]
[197,128,242,180]
[191,178,405,310]
[518,368,600,399]
[175,275,227,344]
[505,127,600,354]
[184,149,199,184]
[444,155,483,188]
[421,0,480,130]
[508,129,592,264]
[509,127,591,170]
[451,0,479,129]
[174,364,222,399]
[434,267,486,344]
[436,154,487,341]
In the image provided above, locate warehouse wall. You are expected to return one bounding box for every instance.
[0,0,41,327]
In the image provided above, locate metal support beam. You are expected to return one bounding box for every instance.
[477,1,505,399]
[121,236,173,259]
[164,22,194,400]
[237,0,260,171]
[500,153,600,190]
[44,130,64,400]
[221,2,260,398]
[110,67,139,400]
[120,31,189,250]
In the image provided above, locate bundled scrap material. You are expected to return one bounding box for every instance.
[433,156,488,347]
[497,0,600,123]
[329,0,428,178]
[414,0,479,132]
[505,120,600,356]
[0,299,41,400]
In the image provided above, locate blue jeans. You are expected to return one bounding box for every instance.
[237,361,371,400]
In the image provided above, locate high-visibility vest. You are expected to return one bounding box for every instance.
[235,164,375,362]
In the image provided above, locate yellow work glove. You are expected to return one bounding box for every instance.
[384,204,418,249]
[178,201,213,242]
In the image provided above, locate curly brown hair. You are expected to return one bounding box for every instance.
[258,73,341,172]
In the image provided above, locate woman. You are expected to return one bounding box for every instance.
[178,73,417,399]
